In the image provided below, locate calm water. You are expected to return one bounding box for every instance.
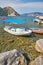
[0,16,43,39]
[0,16,43,28]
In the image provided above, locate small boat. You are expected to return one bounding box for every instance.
[30,28,43,35]
[4,19,25,24]
[2,17,6,20]
[4,26,32,36]
[34,16,43,24]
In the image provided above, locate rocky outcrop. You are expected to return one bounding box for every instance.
[29,56,43,65]
[0,49,27,65]
[35,39,43,53]
[4,6,20,16]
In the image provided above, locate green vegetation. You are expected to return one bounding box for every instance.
[0,28,43,61]
[0,7,8,16]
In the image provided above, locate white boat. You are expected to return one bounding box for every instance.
[4,26,32,36]
[34,16,43,24]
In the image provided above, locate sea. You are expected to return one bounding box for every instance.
[0,16,43,39]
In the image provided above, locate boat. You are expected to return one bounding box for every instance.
[2,17,6,20]
[34,16,43,24]
[30,28,43,35]
[4,19,25,24]
[4,26,32,36]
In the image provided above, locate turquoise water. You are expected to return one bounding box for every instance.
[6,16,43,28]
[0,16,43,39]
[0,16,43,28]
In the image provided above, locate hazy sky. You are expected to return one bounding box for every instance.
[0,0,43,14]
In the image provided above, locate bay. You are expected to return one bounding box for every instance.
[0,16,43,39]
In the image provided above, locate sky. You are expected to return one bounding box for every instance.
[0,0,43,14]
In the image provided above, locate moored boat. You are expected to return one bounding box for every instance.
[4,19,25,24]
[30,28,43,35]
[4,26,32,36]
[34,16,43,24]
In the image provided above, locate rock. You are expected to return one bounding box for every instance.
[4,6,20,16]
[35,39,43,53]
[29,56,43,65]
[0,49,27,65]
[0,6,20,16]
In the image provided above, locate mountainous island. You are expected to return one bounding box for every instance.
[0,6,20,16]
[0,6,43,16]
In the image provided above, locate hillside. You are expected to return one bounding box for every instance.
[0,6,20,16]
[0,7,7,16]
[4,6,20,16]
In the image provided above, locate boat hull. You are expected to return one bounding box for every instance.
[34,16,43,24]
[4,27,32,36]
[31,28,43,35]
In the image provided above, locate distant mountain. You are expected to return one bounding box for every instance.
[22,12,43,16]
[0,6,20,16]
[0,7,43,16]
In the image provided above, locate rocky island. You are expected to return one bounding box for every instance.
[0,6,20,16]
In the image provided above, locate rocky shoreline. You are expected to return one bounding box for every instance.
[0,28,43,65]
